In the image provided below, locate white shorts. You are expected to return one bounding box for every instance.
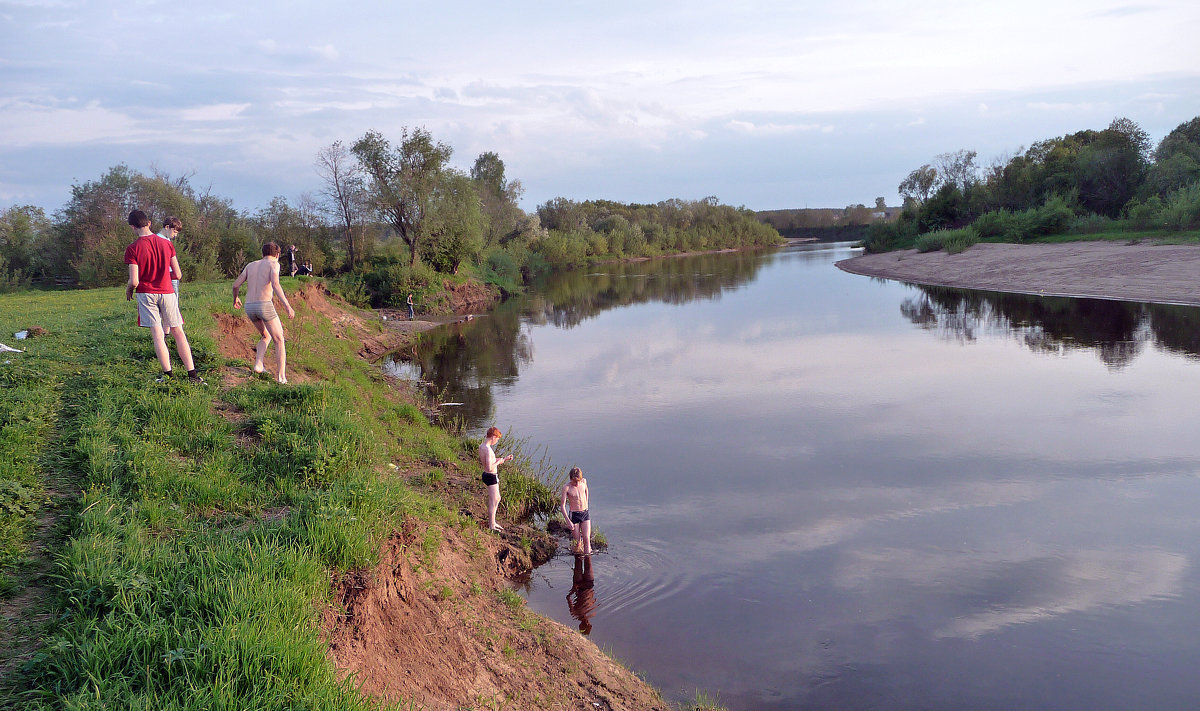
[135,292,184,330]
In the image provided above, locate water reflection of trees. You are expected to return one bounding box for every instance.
[901,285,1200,369]
[399,251,769,429]
[527,250,768,330]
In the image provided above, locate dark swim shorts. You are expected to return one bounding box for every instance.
[569,509,589,524]
[481,472,499,486]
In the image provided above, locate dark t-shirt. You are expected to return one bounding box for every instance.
[124,234,176,294]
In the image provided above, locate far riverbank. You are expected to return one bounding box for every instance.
[836,241,1200,307]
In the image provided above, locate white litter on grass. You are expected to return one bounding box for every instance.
[15,330,28,339]
[0,343,24,353]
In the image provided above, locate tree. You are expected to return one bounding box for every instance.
[316,140,365,269]
[875,197,887,210]
[471,151,526,247]
[934,149,978,192]
[425,171,485,274]
[0,205,50,281]
[352,128,453,267]
[899,165,938,204]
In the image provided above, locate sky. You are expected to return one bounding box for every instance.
[1,0,1197,215]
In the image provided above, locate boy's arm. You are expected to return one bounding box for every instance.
[126,264,139,300]
[560,486,572,524]
[231,267,248,308]
[270,262,296,318]
[170,255,183,282]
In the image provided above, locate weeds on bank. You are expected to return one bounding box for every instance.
[685,689,728,711]
[0,281,470,709]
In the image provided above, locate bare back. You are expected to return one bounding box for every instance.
[241,258,280,302]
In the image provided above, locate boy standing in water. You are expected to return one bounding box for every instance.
[560,467,591,555]
[232,242,296,383]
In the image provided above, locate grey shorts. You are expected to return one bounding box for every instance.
[136,292,184,330]
[244,300,279,323]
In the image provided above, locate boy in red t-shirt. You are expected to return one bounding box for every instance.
[124,210,203,383]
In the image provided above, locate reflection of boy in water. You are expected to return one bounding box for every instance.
[567,554,596,634]
[560,466,591,554]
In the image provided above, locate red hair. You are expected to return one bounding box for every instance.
[486,426,501,439]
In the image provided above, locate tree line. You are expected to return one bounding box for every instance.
[0,127,780,306]
[865,115,1200,253]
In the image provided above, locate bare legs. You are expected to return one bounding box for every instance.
[250,317,288,383]
[571,519,593,555]
[152,325,196,373]
[487,482,502,531]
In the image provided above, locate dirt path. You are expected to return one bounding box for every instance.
[836,242,1200,306]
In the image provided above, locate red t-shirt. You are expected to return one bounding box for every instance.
[124,234,176,294]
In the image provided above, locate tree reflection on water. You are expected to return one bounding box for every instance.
[392,250,769,429]
[901,284,1200,369]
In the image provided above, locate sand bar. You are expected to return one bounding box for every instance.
[836,242,1200,307]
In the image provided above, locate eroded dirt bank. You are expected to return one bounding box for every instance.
[836,242,1200,306]
[214,281,671,710]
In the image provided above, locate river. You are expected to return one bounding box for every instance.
[394,242,1200,710]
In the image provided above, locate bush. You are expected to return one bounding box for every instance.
[1028,195,1076,236]
[1068,213,1115,234]
[915,226,979,254]
[1161,181,1200,230]
[972,210,1013,239]
[1125,196,1165,230]
[862,220,917,253]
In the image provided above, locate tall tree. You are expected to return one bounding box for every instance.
[471,151,526,247]
[316,140,364,268]
[352,128,452,267]
[898,165,938,205]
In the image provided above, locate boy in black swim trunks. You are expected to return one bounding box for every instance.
[560,467,591,555]
[478,426,513,532]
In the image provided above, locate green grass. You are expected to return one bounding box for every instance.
[0,280,490,709]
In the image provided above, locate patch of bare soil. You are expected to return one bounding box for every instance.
[325,521,669,711]
[837,241,1200,306]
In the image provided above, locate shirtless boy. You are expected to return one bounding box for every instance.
[231,242,296,383]
[479,426,513,532]
[560,467,591,555]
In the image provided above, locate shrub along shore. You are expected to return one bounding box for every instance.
[0,278,718,710]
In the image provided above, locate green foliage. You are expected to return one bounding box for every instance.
[0,280,472,708]
[1161,181,1200,230]
[915,227,979,254]
[861,218,917,253]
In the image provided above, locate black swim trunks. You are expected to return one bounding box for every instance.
[481,472,499,486]
[569,509,589,524]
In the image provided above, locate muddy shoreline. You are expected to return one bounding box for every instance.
[836,241,1200,307]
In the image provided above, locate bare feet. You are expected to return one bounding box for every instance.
[277,375,288,384]
[489,524,504,532]
[252,365,264,374]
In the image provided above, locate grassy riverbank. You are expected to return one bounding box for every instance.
[0,280,687,710]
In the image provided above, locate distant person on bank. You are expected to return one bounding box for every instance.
[479,426,513,532]
[232,242,297,384]
[406,292,415,320]
[124,210,203,383]
[155,216,183,296]
[560,467,592,555]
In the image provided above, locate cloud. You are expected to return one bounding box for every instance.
[837,546,1188,639]
[179,103,249,122]
[726,119,834,134]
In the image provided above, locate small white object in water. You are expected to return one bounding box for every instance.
[0,343,23,353]
[15,330,28,339]
[382,315,387,321]
[437,402,464,407]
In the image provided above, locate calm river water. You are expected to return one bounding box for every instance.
[397,242,1200,710]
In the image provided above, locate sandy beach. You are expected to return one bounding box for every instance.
[836,242,1200,307]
